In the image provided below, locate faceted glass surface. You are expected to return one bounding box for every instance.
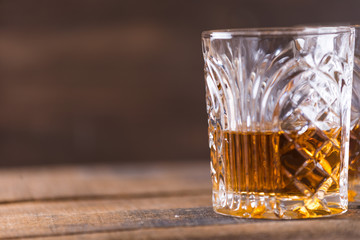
[202,27,355,219]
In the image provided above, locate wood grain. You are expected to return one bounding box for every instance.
[0,203,357,239]
[0,161,210,202]
[34,216,360,240]
[0,200,360,239]
[0,162,358,239]
[0,196,212,239]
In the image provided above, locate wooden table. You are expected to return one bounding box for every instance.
[0,160,359,239]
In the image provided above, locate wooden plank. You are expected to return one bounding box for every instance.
[34,215,360,240]
[0,200,357,240]
[0,163,358,239]
[0,195,211,239]
[0,161,210,202]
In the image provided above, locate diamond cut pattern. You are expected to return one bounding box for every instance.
[279,69,343,196]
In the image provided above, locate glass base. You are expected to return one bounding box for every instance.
[213,190,347,219]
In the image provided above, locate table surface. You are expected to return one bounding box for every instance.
[0,160,359,239]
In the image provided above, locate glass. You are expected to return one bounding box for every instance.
[202,27,355,219]
[349,25,360,202]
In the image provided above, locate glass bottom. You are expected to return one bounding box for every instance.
[213,190,347,219]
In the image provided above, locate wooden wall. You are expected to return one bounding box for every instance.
[0,0,360,165]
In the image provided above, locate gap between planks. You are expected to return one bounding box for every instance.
[0,189,210,205]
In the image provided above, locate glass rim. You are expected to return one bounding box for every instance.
[202,26,354,39]
[295,23,360,30]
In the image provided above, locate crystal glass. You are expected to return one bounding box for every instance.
[202,27,355,219]
[349,25,360,202]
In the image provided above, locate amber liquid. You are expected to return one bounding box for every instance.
[349,124,360,201]
[222,129,340,197]
[213,127,343,218]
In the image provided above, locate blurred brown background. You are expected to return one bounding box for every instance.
[0,0,359,166]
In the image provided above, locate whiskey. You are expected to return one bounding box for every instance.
[349,123,360,201]
[222,131,280,194]
[211,128,344,218]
